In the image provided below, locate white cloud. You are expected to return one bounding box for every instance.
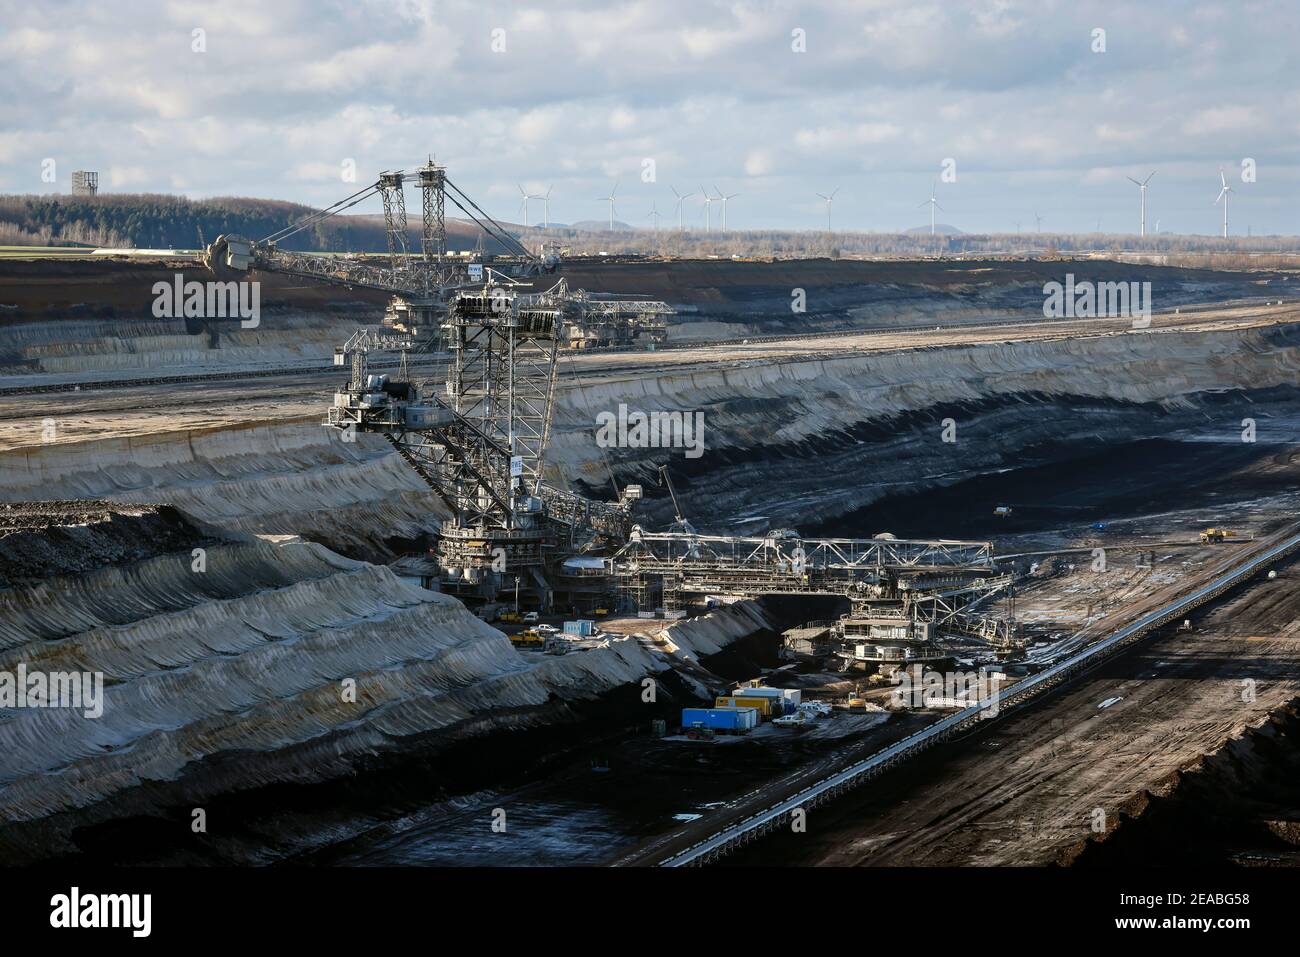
[0,0,1293,235]
[745,150,773,176]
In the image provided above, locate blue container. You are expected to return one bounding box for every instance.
[681,707,758,731]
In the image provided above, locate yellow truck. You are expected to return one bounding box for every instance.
[510,629,544,645]
[1200,528,1238,544]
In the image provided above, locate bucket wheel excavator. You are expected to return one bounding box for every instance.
[203,159,668,610]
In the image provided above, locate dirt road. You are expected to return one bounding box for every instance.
[725,560,1300,865]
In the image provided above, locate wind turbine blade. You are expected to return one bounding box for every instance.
[1144,171,1156,185]
[1126,176,1141,186]
[830,187,839,199]
[816,193,828,201]
[671,186,681,199]
[1215,188,1227,203]
[917,199,929,208]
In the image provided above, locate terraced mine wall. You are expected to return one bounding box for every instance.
[551,320,1300,531]
[554,257,1295,339]
[2,259,1298,862]
[0,506,776,864]
[1,256,1290,375]
[4,321,1300,561]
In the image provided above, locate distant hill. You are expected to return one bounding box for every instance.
[0,193,515,253]
[904,223,965,236]
[568,219,633,232]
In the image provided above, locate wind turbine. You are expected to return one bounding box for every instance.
[714,185,739,232]
[918,181,942,235]
[1125,170,1156,237]
[699,184,713,233]
[815,187,839,231]
[542,186,553,227]
[670,186,695,233]
[597,181,619,230]
[1214,168,1233,238]
[517,183,541,228]
[647,201,661,231]
[1033,209,1044,233]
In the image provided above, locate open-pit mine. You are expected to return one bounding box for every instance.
[3,176,1300,871]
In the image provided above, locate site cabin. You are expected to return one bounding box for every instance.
[715,695,778,718]
[731,685,801,708]
[681,707,759,733]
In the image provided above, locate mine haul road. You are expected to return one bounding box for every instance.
[613,521,1300,867]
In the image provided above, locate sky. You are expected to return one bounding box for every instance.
[0,0,1296,236]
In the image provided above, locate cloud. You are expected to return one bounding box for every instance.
[0,0,1293,235]
[745,150,773,176]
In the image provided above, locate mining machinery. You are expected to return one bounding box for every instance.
[326,273,658,610]
[203,160,670,349]
[205,156,1016,640]
[205,159,549,342]
[608,529,1021,666]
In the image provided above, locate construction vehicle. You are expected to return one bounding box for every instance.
[499,611,524,624]
[1200,527,1238,544]
[511,629,544,645]
[845,683,868,711]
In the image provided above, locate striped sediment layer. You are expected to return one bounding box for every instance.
[0,510,771,862]
[3,321,1300,555]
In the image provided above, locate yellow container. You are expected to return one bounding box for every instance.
[716,695,773,718]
